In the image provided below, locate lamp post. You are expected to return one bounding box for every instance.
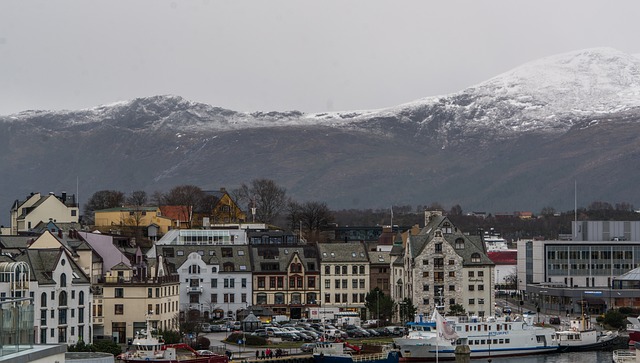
[376,290,380,328]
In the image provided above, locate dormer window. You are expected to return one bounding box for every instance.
[471,253,481,263]
[455,238,465,249]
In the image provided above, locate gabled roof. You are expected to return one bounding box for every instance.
[406,214,494,266]
[16,248,90,285]
[250,245,320,273]
[111,261,132,271]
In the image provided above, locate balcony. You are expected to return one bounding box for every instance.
[187,286,203,294]
[93,316,104,325]
[98,274,180,285]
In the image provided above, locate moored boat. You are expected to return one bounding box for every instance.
[313,341,400,363]
[116,314,228,363]
[627,316,640,343]
[553,315,619,352]
[394,310,558,361]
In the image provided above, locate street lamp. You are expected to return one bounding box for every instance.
[376,290,380,328]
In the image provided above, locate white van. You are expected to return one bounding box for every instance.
[323,328,342,339]
[265,327,284,337]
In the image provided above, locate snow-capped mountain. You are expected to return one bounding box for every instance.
[1,47,639,222]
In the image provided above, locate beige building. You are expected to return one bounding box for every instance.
[318,242,370,316]
[92,250,180,343]
[10,192,79,234]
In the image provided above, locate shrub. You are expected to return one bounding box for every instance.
[226,333,266,346]
[158,330,182,344]
[619,307,633,315]
[93,339,123,356]
[603,310,626,329]
[193,336,211,350]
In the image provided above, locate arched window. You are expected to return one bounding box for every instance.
[41,292,47,308]
[188,265,201,274]
[59,291,68,306]
[455,238,465,249]
[471,253,481,263]
[60,273,67,287]
[79,291,85,305]
[223,262,234,272]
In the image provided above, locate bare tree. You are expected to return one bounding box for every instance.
[127,190,148,206]
[164,185,206,228]
[84,190,126,224]
[244,179,286,224]
[150,190,166,206]
[299,201,334,240]
[448,204,463,216]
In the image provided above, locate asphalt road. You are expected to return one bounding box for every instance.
[202,331,304,360]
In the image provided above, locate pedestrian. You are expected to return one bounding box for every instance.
[256,350,260,360]
[268,349,273,359]
[261,350,265,360]
[266,348,271,359]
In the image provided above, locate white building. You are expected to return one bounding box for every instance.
[16,234,92,345]
[10,192,79,234]
[150,228,253,320]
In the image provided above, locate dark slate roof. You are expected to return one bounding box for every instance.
[160,244,253,272]
[369,250,392,265]
[408,215,494,267]
[0,236,34,249]
[16,249,90,285]
[250,245,320,273]
[318,242,368,263]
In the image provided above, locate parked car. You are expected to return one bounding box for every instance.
[211,323,227,332]
[300,342,316,353]
[345,327,365,338]
[549,316,561,324]
[384,326,405,336]
[251,329,268,338]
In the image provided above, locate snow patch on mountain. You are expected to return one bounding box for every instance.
[2,48,640,139]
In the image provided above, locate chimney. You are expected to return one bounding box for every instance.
[61,191,67,202]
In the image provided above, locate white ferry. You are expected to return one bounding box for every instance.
[394,311,558,361]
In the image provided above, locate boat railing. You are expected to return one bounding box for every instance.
[613,349,636,363]
[352,352,387,362]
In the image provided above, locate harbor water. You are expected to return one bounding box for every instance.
[476,350,620,362]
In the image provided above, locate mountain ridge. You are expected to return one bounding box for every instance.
[1,47,640,225]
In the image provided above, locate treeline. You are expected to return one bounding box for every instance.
[332,201,640,242]
[82,179,639,243]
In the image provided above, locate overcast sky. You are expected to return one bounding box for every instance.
[1,1,639,116]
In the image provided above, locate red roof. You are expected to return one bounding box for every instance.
[487,250,517,265]
[159,205,190,222]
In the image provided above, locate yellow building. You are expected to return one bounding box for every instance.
[94,206,173,235]
[201,188,247,225]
